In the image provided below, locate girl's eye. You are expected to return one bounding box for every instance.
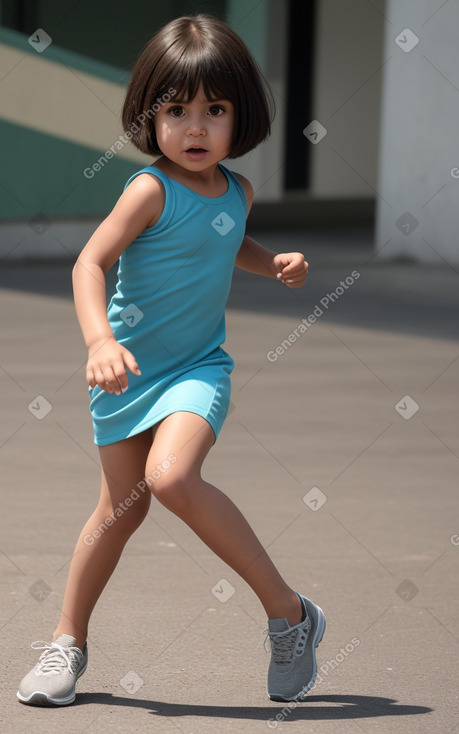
[169,106,184,117]
[208,105,224,116]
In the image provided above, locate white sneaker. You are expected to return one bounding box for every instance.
[17,634,88,706]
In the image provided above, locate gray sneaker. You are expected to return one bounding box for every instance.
[17,634,88,706]
[266,594,326,702]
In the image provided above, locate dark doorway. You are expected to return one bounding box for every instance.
[284,0,316,190]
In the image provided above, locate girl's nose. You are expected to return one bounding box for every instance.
[186,117,206,136]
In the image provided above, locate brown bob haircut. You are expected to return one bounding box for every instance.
[122,14,275,159]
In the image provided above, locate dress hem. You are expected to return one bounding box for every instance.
[92,404,220,447]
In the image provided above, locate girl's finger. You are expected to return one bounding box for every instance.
[280,273,302,283]
[95,368,114,393]
[281,268,308,284]
[103,366,122,394]
[86,368,96,388]
[123,349,142,376]
[93,368,105,387]
[112,362,128,393]
[283,254,303,270]
[283,276,306,288]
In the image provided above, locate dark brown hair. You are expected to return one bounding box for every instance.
[122,14,274,159]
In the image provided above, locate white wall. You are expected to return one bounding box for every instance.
[376,0,459,263]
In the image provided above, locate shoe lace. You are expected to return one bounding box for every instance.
[31,641,79,675]
[264,618,311,664]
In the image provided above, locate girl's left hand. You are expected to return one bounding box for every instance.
[272,252,309,288]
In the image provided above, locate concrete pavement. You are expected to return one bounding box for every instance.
[1,227,458,733]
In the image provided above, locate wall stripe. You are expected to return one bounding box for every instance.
[0,25,131,84]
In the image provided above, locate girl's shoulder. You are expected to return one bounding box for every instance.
[228,171,254,217]
[123,168,166,229]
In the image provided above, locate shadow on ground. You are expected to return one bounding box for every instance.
[69,692,432,721]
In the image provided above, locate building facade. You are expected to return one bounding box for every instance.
[1,1,457,264]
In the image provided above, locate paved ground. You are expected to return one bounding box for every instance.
[1,227,458,733]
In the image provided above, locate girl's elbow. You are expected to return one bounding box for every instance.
[73,257,105,277]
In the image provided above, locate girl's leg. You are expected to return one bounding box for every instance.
[53,429,154,649]
[145,412,303,626]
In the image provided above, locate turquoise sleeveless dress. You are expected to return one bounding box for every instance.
[88,163,247,446]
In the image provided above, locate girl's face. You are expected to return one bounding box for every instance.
[154,85,234,172]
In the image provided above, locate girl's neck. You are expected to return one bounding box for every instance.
[153,157,228,197]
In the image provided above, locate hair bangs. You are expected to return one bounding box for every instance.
[163,49,239,106]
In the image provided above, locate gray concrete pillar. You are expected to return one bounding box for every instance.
[376,0,459,264]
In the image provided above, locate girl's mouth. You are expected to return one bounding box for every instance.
[185,147,208,160]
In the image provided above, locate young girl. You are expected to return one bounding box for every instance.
[17,14,325,707]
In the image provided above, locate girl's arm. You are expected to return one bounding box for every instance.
[72,174,163,395]
[235,234,278,279]
[234,174,309,289]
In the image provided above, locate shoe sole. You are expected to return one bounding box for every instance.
[269,598,326,703]
[16,661,88,707]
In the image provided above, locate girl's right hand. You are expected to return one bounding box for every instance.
[86,336,141,395]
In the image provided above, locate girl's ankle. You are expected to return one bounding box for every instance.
[53,630,87,651]
[265,590,303,626]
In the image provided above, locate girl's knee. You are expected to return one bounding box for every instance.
[98,488,151,533]
[147,469,197,516]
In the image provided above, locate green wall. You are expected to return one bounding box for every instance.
[0,119,143,220]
